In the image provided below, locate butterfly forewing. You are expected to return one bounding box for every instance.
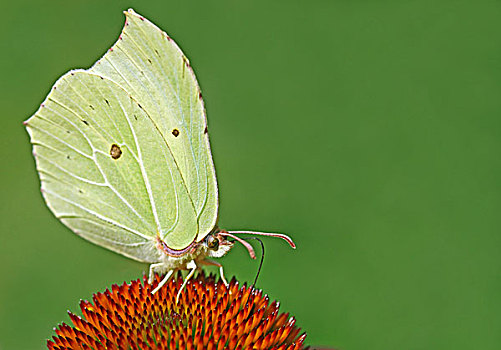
[89,9,219,242]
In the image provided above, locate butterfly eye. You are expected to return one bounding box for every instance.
[207,235,219,250]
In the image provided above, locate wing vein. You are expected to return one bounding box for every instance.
[36,153,106,186]
[43,188,152,240]
[119,30,202,201]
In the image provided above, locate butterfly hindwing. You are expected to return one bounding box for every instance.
[26,71,199,260]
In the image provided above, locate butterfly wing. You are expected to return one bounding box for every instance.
[26,10,219,261]
[26,69,201,261]
[89,9,219,242]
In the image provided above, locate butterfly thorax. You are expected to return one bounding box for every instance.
[154,232,234,273]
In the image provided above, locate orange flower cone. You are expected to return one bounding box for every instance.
[47,273,310,349]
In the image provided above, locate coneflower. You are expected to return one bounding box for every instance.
[47,273,312,349]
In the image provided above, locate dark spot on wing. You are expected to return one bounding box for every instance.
[199,92,203,100]
[110,144,122,160]
[105,99,110,106]
[138,103,143,109]
[66,155,70,160]
[172,129,180,137]
[134,114,137,120]
[147,58,152,64]
[155,49,160,56]
[66,130,70,134]
[82,120,89,126]
[78,189,83,194]
[89,105,95,110]
[204,126,208,134]
[100,76,104,80]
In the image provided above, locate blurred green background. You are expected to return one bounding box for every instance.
[1,0,500,349]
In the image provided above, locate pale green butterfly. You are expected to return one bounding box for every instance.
[25,9,295,299]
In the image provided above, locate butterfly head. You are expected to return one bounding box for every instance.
[202,232,234,258]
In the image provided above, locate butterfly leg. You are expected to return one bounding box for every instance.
[151,269,174,295]
[148,262,165,284]
[176,260,197,303]
[199,259,229,287]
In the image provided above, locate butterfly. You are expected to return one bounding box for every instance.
[24,9,295,299]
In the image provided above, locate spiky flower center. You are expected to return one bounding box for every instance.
[48,274,308,349]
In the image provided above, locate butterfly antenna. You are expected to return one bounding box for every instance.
[242,237,265,287]
[219,231,257,259]
[228,231,296,249]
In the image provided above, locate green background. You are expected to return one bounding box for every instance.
[1,1,500,349]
